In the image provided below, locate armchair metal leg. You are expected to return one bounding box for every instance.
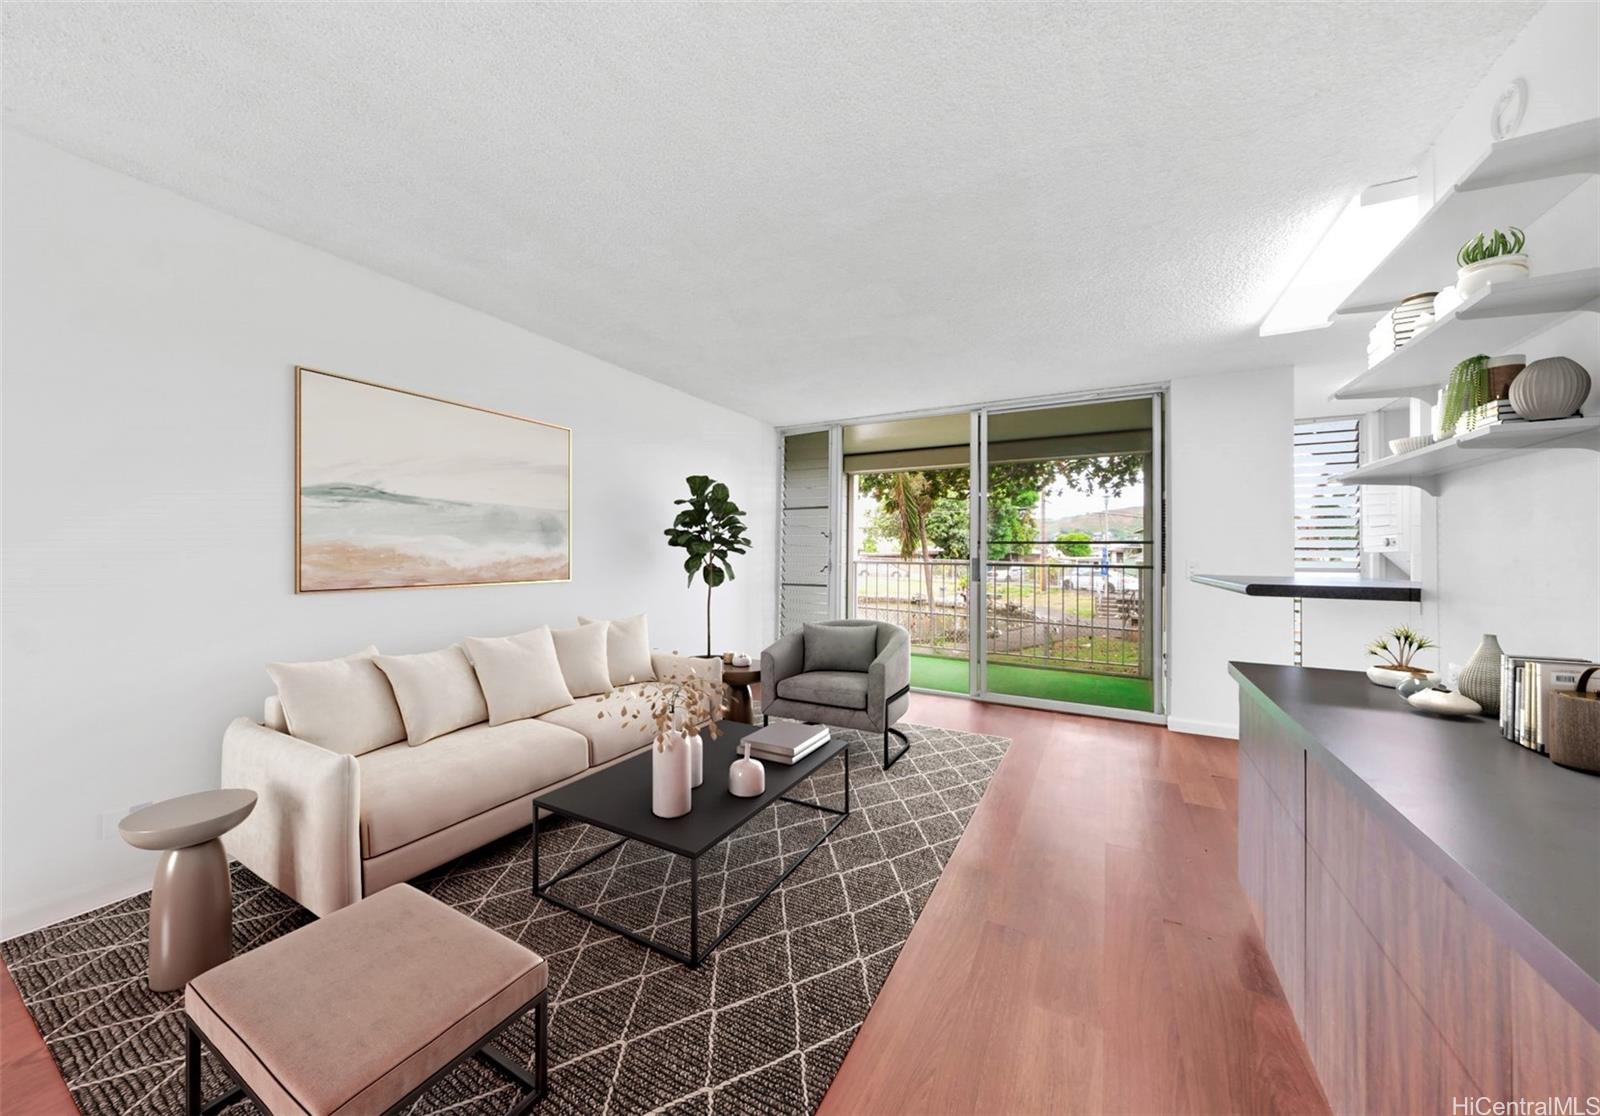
[883,726,910,770]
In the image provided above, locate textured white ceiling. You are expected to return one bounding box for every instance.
[2,2,1537,425]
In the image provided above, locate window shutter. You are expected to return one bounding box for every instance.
[1294,418,1361,571]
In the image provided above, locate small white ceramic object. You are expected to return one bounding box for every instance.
[1406,688,1482,717]
[652,732,692,818]
[1456,255,1529,300]
[1367,666,1437,689]
[686,729,704,788]
[729,742,765,798]
[1388,434,1435,456]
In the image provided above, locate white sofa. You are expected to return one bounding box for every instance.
[222,633,719,917]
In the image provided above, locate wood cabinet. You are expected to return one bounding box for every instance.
[1234,664,1600,1113]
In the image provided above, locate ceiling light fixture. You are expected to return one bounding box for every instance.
[1259,178,1419,337]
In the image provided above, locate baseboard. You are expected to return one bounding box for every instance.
[1,873,151,941]
[1166,716,1239,740]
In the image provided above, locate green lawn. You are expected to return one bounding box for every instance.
[911,653,1154,711]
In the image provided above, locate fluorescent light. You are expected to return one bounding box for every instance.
[1259,179,1418,337]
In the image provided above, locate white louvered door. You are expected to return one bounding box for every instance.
[778,429,839,635]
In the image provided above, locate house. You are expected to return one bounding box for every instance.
[3,4,1596,1114]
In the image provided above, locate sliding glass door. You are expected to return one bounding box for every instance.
[974,398,1161,715]
[839,393,1164,720]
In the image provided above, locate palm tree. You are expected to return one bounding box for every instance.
[877,471,937,628]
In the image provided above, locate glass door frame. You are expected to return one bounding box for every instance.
[969,393,1166,723]
[810,384,1168,725]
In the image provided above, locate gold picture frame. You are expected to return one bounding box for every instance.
[294,366,572,592]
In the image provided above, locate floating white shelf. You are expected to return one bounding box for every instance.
[1337,119,1600,316]
[1335,268,1600,400]
[1338,416,1600,494]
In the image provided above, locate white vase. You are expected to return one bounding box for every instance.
[686,729,704,788]
[1509,356,1591,421]
[1455,254,1529,300]
[652,732,693,818]
[729,741,765,798]
[1458,634,1503,715]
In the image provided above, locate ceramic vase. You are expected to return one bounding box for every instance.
[728,741,766,798]
[686,729,704,788]
[1509,356,1591,420]
[652,732,693,818]
[1458,634,1503,716]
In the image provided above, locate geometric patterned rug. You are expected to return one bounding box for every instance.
[2,723,1009,1115]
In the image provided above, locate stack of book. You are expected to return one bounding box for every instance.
[743,723,830,765]
[1462,398,1524,430]
[1500,655,1596,753]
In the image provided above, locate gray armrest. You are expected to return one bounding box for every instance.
[868,628,911,711]
[761,631,806,708]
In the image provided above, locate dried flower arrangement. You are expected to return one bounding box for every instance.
[603,663,728,752]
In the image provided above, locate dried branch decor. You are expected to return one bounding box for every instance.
[601,665,727,752]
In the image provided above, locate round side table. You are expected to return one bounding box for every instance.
[119,789,256,992]
[722,665,761,725]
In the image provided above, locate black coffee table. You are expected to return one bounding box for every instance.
[530,721,849,967]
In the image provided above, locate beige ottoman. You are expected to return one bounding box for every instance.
[184,884,547,1115]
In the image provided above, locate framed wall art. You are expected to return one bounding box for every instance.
[295,367,571,592]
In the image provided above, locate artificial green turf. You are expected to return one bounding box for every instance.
[911,653,1154,712]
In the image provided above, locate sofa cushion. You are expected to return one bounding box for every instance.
[550,623,612,698]
[537,685,660,766]
[266,646,405,756]
[463,627,574,725]
[373,645,489,746]
[577,613,656,687]
[356,719,587,857]
[776,670,870,711]
[803,623,878,674]
[185,884,545,1116]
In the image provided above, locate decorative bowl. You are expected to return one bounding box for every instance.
[1388,435,1434,456]
[1406,688,1482,718]
[1368,666,1437,689]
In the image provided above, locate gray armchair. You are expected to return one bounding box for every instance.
[760,620,912,769]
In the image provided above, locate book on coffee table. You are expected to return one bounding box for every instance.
[745,722,830,764]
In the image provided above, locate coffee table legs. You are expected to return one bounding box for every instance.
[150,838,233,992]
[531,747,851,968]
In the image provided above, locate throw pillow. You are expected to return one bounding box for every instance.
[577,613,657,686]
[803,623,879,674]
[373,645,490,746]
[265,646,406,756]
[550,622,613,697]
[463,627,575,725]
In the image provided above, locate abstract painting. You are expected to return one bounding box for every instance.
[296,367,570,591]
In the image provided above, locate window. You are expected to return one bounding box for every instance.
[1294,417,1361,570]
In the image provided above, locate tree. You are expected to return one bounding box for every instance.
[1055,530,1093,558]
[924,496,970,560]
[664,476,752,655]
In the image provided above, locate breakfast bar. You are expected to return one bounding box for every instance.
[1230,662,1600,1112]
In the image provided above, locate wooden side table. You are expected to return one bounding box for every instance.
[119,789,256,991]
[722,664,761,724]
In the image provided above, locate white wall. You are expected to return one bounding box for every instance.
[0,133,778,937]
[1167,366,1295,736]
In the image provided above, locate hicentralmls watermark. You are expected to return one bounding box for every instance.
[1453,1098,1600,1116]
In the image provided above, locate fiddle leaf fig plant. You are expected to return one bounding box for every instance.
[1457,226,1525,268]
[665,475,752,656]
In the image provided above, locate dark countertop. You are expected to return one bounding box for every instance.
[1230,662,1600,1027]
[1193,573,1422,601]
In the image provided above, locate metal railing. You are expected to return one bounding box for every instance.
[850,548,1151,676]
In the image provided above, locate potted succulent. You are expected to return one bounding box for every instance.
[1365,625,1437,689]
[1455,226,1528,299]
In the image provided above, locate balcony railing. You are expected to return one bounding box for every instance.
[850,553,1151,676]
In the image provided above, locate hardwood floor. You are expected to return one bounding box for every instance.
[0,692,1328,1115]
[819,693,1329,1115]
